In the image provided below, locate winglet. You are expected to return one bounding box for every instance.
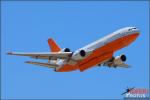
[47,38,61,52]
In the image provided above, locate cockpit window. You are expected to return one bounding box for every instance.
[128,28,136,31]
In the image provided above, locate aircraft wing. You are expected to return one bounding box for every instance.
[25,61,59,68]
[7,52,72,60]
[117,63,130,68]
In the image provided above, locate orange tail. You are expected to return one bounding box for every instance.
[48,38,61,52]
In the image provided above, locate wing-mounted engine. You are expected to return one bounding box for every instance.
[103,54,129,68]
[113,54,126,65]
[71,49,92,61]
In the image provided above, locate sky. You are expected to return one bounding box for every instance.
[1,1,149,99]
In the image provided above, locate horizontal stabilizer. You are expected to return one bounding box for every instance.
[25,61,59,68]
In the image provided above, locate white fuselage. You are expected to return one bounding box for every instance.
[78,27,140,52]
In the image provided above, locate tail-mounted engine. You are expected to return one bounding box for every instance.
[61,48,71,52]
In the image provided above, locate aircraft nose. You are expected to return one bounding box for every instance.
[128,27,140,34]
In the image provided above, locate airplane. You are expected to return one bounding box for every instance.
[7,27,140,72]
[121,87,135,95]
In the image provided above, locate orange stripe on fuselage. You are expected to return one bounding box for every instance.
[57,33,139,72]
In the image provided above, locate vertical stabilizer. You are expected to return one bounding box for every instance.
[48,38,61,52]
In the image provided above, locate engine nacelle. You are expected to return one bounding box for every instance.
[113,54,126,65]
[72,50,86,60]
[79,50,86,57]
[61,48,71,52]
[103,54,127,67]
